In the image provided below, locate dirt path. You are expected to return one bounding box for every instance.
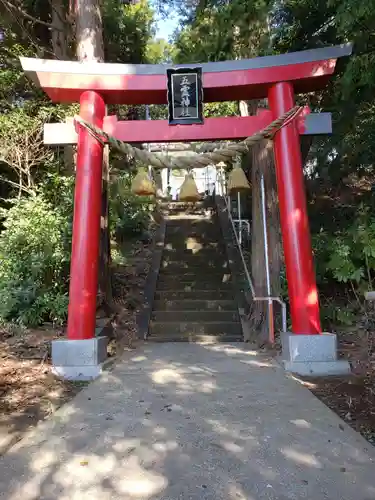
[0,327,83,455]
[300,328,375,446]
[1,343,375,500]
[1,325,375,457]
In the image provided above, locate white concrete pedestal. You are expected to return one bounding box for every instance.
[51,337,108,381]
[280,332,351,376]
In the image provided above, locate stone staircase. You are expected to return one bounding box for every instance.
[147,201,243,342]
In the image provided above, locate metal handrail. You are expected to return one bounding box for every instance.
[224,195,256,296]
[233,219,250,245]
[220,173,287,338]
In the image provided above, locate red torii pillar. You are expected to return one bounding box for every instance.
[67,91,106,341]
[269,82,321,335]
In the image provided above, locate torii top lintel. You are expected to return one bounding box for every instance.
[21,44,351,105]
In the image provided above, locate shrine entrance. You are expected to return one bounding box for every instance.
[20,44,352,379]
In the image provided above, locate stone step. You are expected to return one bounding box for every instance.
[147,333,243,343]
[164,209,210,216]
[166,223,215,227]
[151,310,240,323]
[165,224,217,228]
[164,212,211,219]
[163,242,221,249]
[162,251,225,259]
[162,248,225,257]
[160,261,229,272]
[164,232,220,236]
[166,223,217,230]
[148,321,243,337]
[157,274,230,283]
[165,223,218,229]
[161,255,228,264]
[164,238,222,245]
[166,228,221,233]
[163,210,213,216]
[161,201,206,209]
[154,290,234,300]
[162,248,222,256]
[157,273,232,284]
[165,218,210,222]
[153,299,236,311]
[156,281,232,291]
[165,228,221,236]
[165,228,219,234]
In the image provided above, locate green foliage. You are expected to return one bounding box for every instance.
[0,184,73,326]
[313,207,375,288]
[171,1,269,118]
[320,302,357,327]
[146,38,176,63]
[309,207,375,326]
[272,0,375,184]
[103,0,155,63]
[110,173,155,240]
[0,0,161,329]
[204,102,238,118]
[173,0,271,64]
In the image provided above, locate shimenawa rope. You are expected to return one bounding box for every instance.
[74,106,303,170]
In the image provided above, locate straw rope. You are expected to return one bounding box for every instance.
[74,106,303,170]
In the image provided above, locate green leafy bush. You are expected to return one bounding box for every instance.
[313,206,375,288]
[0,179,73,326]
[110,173,155,240]
[311,205,375,326]
[0,168,157,327]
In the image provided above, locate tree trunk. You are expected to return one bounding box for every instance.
[51,0,75,172]
[240,100,282,345]
[51,0,69,59]
[75,0,112,310]
[75,0,104,62]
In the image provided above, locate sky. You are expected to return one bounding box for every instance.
[155,15,179,40]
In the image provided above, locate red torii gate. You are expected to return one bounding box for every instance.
[21,44,351,378]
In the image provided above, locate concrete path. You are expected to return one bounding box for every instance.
[1,343,375,500]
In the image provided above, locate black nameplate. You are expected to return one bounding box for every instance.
[167,67,203,125]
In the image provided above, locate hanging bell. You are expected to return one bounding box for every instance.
[227,165,251,194]
[131,167,156,196]
[179,172,200,202]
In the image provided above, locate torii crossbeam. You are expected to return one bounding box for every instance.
[43,109,332,145]
[20,44,352,379]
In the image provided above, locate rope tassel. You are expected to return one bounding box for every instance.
[179,173,200,202]
[131,167,156,196]
[227,165,251,194]
[74,106,303,170]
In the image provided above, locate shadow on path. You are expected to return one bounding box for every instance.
[0,343,374,499]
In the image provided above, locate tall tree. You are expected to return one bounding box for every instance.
[75,0,104,61]
[51,0,70,59]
